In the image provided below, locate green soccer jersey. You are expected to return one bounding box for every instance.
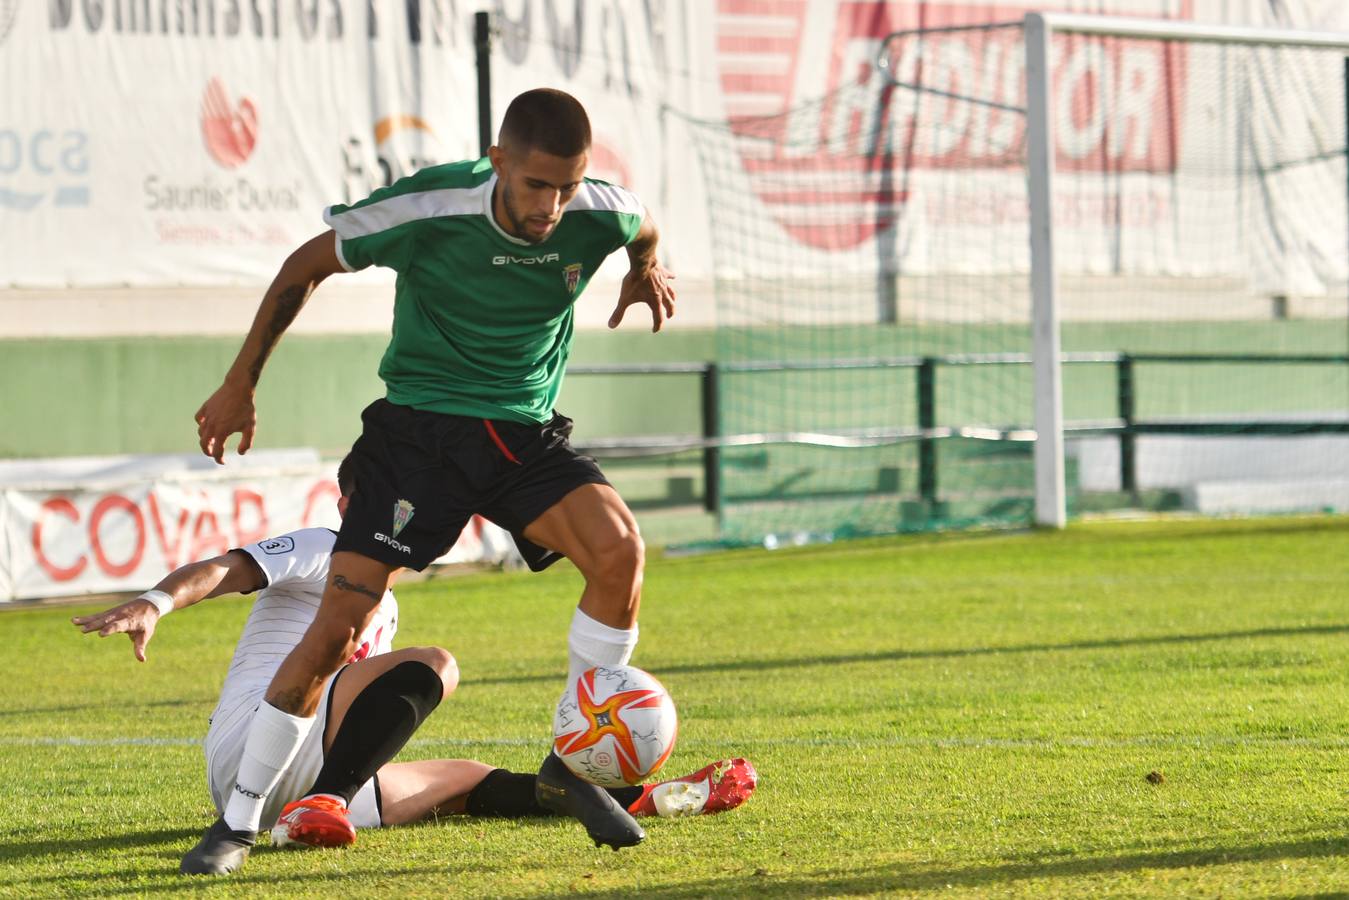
[323,157,644,424]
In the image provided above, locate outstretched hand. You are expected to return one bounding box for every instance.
[195,380,257,465]
[72,599,162,662]
[609,263,677,333]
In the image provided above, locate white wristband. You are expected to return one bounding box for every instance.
[138,590,175,617]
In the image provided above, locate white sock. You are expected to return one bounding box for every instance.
[222,702,315,833]
[567,607,639,687]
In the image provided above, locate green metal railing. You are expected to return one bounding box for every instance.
[569,352,1349,518]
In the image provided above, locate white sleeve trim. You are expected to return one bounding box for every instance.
[324,186,485,241]
[569,180,644,217]
[324,220,356,272]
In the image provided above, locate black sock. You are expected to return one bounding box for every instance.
[307,661,443,805]
[464,769,644,818]
[464,770,540,818]
[609,784,642,809]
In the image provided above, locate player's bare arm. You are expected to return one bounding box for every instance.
[72,550,266,662]
[332,574,385,603]
[264,551,401,718]
[195,230,346,464]
[608,214,677,333]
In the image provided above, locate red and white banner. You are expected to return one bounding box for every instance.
[5,1,1347,289]
[0,463,519,601]
[699,0,1349,299]
[0,0,478,287]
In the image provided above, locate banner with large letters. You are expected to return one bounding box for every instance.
[0,0,691,286]
[692,0,1349,297]
[1,0,479,286]
[0,456,520,601]
[5,1,1349,291]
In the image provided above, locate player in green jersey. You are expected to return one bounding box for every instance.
[187,88,677,875]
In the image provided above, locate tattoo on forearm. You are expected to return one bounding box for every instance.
[247,283,308,385]
[628,239,657,267]
[333,575,382,602]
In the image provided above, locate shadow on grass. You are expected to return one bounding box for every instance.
[0,824,496,894]
[2,825,1343,896]
[0,826,200,862]
[0,864,486,896]
[521,834,1349,898]
[0,697,215,718]
[461,622,1349,687]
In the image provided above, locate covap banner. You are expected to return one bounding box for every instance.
[0,461,519,601]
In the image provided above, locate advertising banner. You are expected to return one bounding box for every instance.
[0,460,519,601]
[5,1,1348,290]
[3,0,1349,337]
[1,0,479,286]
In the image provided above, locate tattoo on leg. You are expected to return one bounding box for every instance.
[333,575,383,602]
[269,687,309,714]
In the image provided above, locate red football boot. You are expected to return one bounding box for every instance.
[627,758,758,818]
[270,794,357,849]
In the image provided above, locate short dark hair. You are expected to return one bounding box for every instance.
[336,453,356,498]
[498,88,591,158]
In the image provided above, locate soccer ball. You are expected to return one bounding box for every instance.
[552,665,678,788]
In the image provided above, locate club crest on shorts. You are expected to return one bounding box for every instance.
[562,263,582,294]
[392,499,415,538]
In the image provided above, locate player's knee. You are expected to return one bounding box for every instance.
[587,529,644,591]
[375,659,446,722]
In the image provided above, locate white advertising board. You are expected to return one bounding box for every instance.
[0,455,520,601]
[5,1,1346,293]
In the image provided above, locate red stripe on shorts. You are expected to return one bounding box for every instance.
[482,419,522,464]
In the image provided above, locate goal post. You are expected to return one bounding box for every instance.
[1024,12,1349,527]
[1025,12,1064,527]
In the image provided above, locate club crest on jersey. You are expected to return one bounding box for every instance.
[562,263,582,294]
[392,499,415,538]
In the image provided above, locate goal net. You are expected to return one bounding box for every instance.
[1025,14,1349,522]
[685,13,1349,546]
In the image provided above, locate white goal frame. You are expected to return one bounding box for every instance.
[1025,12,1349,527]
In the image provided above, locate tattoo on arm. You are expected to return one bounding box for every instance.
[333,575,383,603]
[246,283,308,385]
[627,236,657,267]
[626,217,659,271]
[268,687,310,715]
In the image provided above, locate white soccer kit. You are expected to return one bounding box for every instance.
[203,527,398,829]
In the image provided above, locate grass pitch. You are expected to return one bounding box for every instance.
[2,515,1347,897]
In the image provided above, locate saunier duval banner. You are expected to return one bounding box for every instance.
[0,0,687,287]
[1,0,481,286]
[3,0,1349,288]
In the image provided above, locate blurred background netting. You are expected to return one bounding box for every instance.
[683,23,1349,546]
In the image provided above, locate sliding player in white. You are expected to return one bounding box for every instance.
[72,457,756,870]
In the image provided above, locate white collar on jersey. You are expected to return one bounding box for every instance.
[483,173,534,246]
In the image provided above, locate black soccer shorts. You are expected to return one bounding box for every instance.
[333,399,610,571]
